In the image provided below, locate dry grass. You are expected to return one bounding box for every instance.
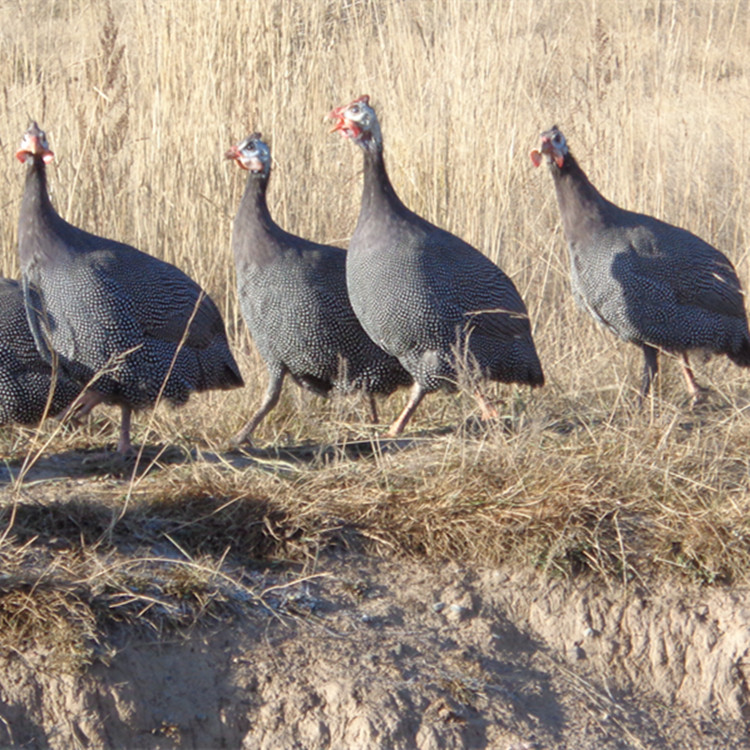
[0,0,750,659]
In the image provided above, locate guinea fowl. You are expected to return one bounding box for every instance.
[16,122,244,454]
[330,95,544,435]
[531,126,750,401]
[0,278,81,426]
[226,133,412,442]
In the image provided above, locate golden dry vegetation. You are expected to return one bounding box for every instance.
[1,0,750,659]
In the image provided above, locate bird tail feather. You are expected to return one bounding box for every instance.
[729,337,750,367]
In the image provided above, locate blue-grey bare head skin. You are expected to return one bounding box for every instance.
[225,133,271,175]
[329,95,383,151]
[530,125,568,168]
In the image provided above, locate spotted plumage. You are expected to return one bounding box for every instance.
[0,278,81,425]
[226,133,412,442]
[330,96,544,435]
[16,122,244,453]
[531,125,750,400]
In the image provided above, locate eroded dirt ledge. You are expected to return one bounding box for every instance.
[1,555,748,749]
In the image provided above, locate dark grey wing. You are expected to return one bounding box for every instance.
[435,233,533,340]
[463,272,533,339]
[95,245,228,350]
[675,253,746,319]
[141,284,226,349]
[627,221,747,319]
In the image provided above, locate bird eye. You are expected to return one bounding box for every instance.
[552,133,561,144]
[350,105,360,115]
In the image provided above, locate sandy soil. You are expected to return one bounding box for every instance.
[1,547,749,749]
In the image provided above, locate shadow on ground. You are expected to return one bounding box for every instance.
[0,434,429,485]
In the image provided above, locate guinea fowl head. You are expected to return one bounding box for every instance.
[530,126,568,169]
[16,122,54,165]
[225,133,270,176]
[329,95,381,149]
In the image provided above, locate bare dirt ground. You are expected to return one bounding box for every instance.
[0,446,749,750]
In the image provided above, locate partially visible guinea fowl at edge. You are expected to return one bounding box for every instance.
[16,122,244,455]
[330,95,544,436]
[0,277,81,426]
[531,125,750,402]
[226,133,411,443]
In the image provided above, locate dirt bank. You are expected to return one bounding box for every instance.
[1,554,748,749]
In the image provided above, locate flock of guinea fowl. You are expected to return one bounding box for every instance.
[7,95,750,456]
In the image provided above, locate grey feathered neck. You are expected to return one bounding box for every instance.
[550,151,617,244]
[360,138,411,221]
[18,155,72,266]
[239,167,276,234]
